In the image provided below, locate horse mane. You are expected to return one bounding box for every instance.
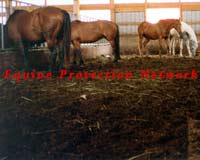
[158,19,180,34]
[6,10,28,25]
[158,19,179,23]
[159,18,178,21]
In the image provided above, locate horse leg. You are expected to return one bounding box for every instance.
[47,40,57,71]
[179,39,183,57]
[72,41,77,65]
[158,38,162,57]
[18,40,30,70]
[49,46,57,71]
[72,48,77,65]
[76,48,84,65]
[43,23,62,71]
[169,38,173,55]
[186,39,192,57]
[172,38,176,56]
[72,48,84,65]
[73,41,84,65]
[143,38,150,55]
[170,37,176,56]
[44,32,59,71]
[138,36,143,56]
[165,38,170,55]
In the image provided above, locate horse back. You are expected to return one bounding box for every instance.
[71,21,100,43]
[158,19,180,38]
[138,21,160,39]
[71,20,118,43]
[97,20,118,39]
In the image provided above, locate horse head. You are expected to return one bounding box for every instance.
[191,40,198,56]
[172,19,182,35]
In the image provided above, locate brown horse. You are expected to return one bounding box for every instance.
[138,19,181,56]
[71,20,120,65]
[6,6,71,71]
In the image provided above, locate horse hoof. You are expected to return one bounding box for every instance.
[58,65,65,70]
[117,56,121,60]
[113,59,118,63]
[73,61,77,65]
[79,61,84,66]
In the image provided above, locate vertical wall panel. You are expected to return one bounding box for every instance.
[182,11,200,34]
[116,11,144,35]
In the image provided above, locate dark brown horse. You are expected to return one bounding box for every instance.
[138,19,181,56]
[6,6,71,71]
[71,20,120,65]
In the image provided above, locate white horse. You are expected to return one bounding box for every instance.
[169,21,198,57]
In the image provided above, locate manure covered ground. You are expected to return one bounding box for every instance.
[0,55,200,160]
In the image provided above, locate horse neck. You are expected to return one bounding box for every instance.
[170,28,179,37]
[158,22,176,35]
[181,22,198,43]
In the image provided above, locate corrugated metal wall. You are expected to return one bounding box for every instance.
[183,11,200,34]
[116,12,144,35]
[116,10,200,35]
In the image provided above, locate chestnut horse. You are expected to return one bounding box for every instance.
[71,20,120,65]
[138,19,181,56]
[6,6,71,71]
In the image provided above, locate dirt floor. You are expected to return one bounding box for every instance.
[0,54,200,160]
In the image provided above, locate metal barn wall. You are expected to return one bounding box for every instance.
[2,1,200,36]
[115,12,144,35]
[116,10,200,36]
[2,0,200,52]
[182,11,200,34]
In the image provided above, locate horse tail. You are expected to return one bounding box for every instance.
[114,24,120,61]
[3,24,10,48]
[61,10,71,63]
[4,23,13,48]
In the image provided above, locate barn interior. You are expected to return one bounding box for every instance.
[0,0,200,160]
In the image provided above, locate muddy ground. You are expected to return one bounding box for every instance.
[0,54,200,160]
